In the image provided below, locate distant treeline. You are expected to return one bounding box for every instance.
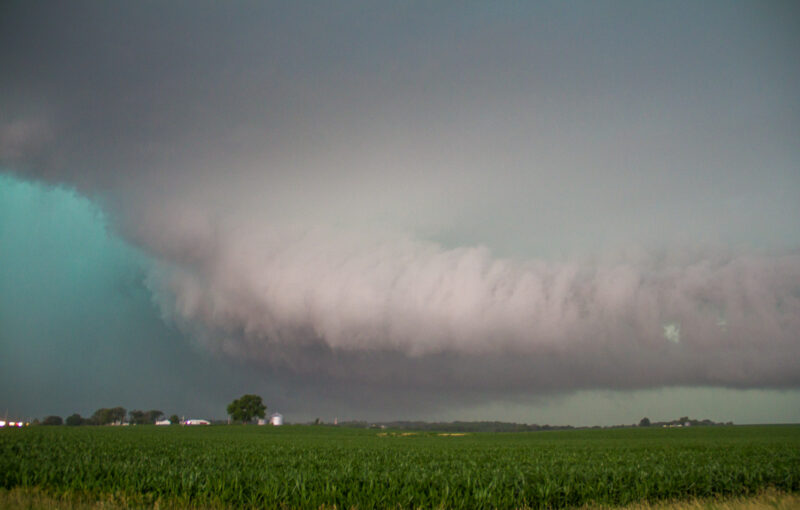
[639,416,733,428]
[34,413,733,430]
[331,417,732,432]
[36,408,180,426]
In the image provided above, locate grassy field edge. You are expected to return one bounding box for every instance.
[2,487,799,510]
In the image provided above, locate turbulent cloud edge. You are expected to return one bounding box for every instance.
[141,218,800,390]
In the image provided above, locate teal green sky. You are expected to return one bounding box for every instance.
[0,174,274,420]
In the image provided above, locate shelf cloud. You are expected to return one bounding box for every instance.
[142,218,800,390]
[2,1,799,413]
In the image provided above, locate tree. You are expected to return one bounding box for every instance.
[92,407,126,425]
[110,407,127,424]
[169,414,180,425]
[227,394,266,424]
[129,410,146,425]
[91,408,112,425]
[127,410,162,425]
[145,410,164,424]
[639,417,651,427]
[42,415,63,426]
[65,413,84,426]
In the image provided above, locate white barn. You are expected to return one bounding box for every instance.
[269,413,283,426]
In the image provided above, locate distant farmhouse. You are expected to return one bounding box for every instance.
[184,419,211,426]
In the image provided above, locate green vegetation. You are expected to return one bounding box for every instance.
[90,407,127,426]
[65,414,85,427]
[226,394,267,424]
[41,416,63,426]
[1,425,798,509]
[128,410,164,425]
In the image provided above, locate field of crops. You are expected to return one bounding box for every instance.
[1,425,798,509]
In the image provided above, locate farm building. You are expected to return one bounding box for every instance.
[269,413,283,426]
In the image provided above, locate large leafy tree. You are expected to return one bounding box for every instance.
[146,410,164,423]
[42,415,63,426]
[130,409,164,425]
[129,410,145,424]
[65,413,84,426]
[227,394,266,424]
[92,407,126,425]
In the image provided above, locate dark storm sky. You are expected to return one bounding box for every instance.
[1,2,799,423]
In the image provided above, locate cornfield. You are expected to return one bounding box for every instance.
[1,425,798,509]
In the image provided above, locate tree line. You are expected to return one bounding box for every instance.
[39,407,181,426]
[36,394,268,426]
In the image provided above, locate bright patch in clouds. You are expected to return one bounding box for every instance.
[663,322,681,344]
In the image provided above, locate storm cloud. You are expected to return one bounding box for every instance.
[141,219,800,391]
[2,1,799,417]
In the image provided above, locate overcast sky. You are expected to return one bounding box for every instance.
[1,1,799,424]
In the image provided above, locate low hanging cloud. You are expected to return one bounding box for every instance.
[3,99,800,399]
[4,153,800,400]
[2,1,799,406]
[138,210,800,393]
